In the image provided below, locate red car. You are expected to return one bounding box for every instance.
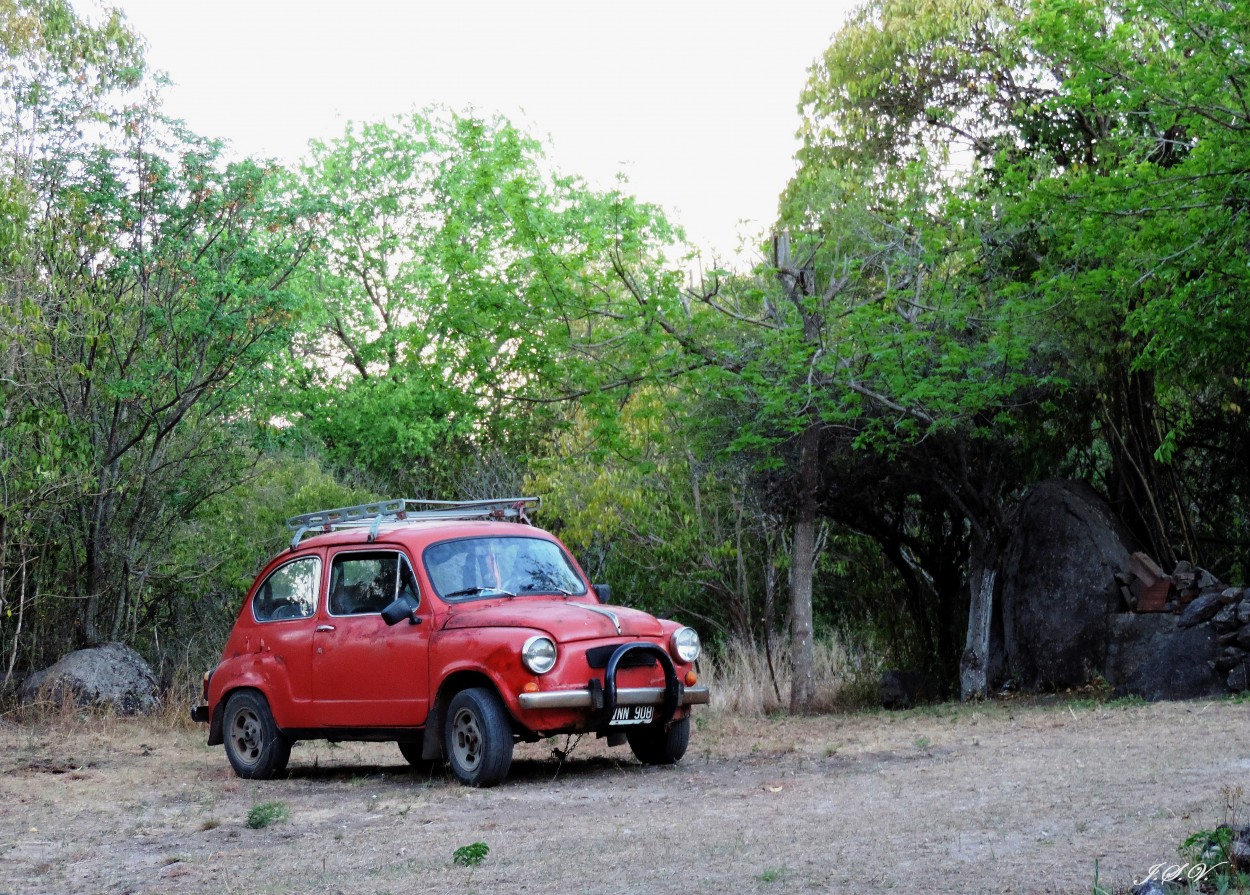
[192,498,708,787]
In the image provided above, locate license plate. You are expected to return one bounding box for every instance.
[609,705,654,726]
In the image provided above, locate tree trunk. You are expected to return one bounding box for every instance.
[789,421,820,713]
[959,549,996,701]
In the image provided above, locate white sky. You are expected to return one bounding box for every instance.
[109,0,853,266]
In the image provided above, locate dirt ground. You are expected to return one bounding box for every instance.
[0,696,1247,895]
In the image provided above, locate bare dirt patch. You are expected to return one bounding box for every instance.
[0,697,1246,894]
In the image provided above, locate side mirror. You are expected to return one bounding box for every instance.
[593,583,611,605]
[381,592,421,626]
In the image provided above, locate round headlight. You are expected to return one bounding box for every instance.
[521,636,557,674]
[670,627,701,663]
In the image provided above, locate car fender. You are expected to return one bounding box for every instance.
[206,655,303,739]
[429,626,544,718]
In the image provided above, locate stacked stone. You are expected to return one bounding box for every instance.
[1174,573,1250,693]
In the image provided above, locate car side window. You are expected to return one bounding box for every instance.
[253,557,320,622]
[329,551,418,617]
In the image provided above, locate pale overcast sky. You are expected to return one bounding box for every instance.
[108,1,853,265]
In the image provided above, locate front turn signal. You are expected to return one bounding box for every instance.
[684,670,698,687]
[522,681,539,694]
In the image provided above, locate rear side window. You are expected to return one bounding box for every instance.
[328,551,418,616]
[253,557,321,622]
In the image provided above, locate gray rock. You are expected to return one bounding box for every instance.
[1215,646,1247,672]
[1227,662,1250,692]
[1232,825,1250,866]
[998,480,1136,690]
[879,669,937,710]
[1239,626,1250,650]
[1212,605,1239,631]
[1196,568,1221,590]
[1179,591,1223,628]
[1238,599,1250,627]
[18,643,158,715]
[1220,587,1244,605]
[1105,614,1224,701]
[1130,881,1167,895]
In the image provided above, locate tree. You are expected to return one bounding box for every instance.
[1009,0,1250,572]
[771,0,1086,699]
[778,0,1250,701]
[275,109,684,495]
[1,0,314,668]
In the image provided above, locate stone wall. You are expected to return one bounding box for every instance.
[1103,557,1248,699]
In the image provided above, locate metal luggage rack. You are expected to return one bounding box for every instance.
[286,497,540,549]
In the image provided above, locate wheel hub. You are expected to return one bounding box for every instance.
[232,710,261,761]
[451,709,482,769]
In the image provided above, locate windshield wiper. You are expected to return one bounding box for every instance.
[443,585,517,599]
[518,583,575,595]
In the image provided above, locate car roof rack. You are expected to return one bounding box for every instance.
[286,497,540,550]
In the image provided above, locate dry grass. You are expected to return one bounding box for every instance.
[703,632,885,715]
[2,696,1247,895]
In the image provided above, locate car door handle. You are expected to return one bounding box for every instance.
[315,625,335,633]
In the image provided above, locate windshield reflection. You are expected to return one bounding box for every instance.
[423,537,586,600]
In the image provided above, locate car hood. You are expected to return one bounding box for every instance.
[440,600,665,641]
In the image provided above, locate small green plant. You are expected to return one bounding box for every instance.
[452,841,490,867]
[1091,857,1111,895]
[1169,786,1249,894]
[246,801,289,830]
[914,736,931,751]
[759,867,787,883]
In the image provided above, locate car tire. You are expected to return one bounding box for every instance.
[627,715,690,765]
[222,690,292,779]
[443,687,513,787]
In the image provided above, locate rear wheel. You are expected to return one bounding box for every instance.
[222,691,291,779]
[443,687,513,787]
[627,716,690,765]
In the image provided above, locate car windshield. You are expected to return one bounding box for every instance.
[423,536,586,601]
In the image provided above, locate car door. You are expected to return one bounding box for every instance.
[248,553,322,720]
[311,548,430,727]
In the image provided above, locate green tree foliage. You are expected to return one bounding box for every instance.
[769,0,1250,698]
[1007,0,1250,572]
[1,1,313,674]
[748,0,1089,697]
[275,110,684,495]
[161,454,376,674]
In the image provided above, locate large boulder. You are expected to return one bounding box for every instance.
[997,480,1137,690]
[18,642,158,715]
[1103,614,1223,700]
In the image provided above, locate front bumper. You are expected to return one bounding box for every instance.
[520,642,705,729]
[518,684,710,711]
[190,704,209,724]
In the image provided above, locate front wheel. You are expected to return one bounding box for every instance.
[443,687,513,787]
[222,691,291,779]
[627,716,690,765]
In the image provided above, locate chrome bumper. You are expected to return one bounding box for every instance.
[519,685,710,711]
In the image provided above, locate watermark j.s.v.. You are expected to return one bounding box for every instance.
[1135,860,1229,887]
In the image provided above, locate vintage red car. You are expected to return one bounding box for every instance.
[192,498,708,786]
